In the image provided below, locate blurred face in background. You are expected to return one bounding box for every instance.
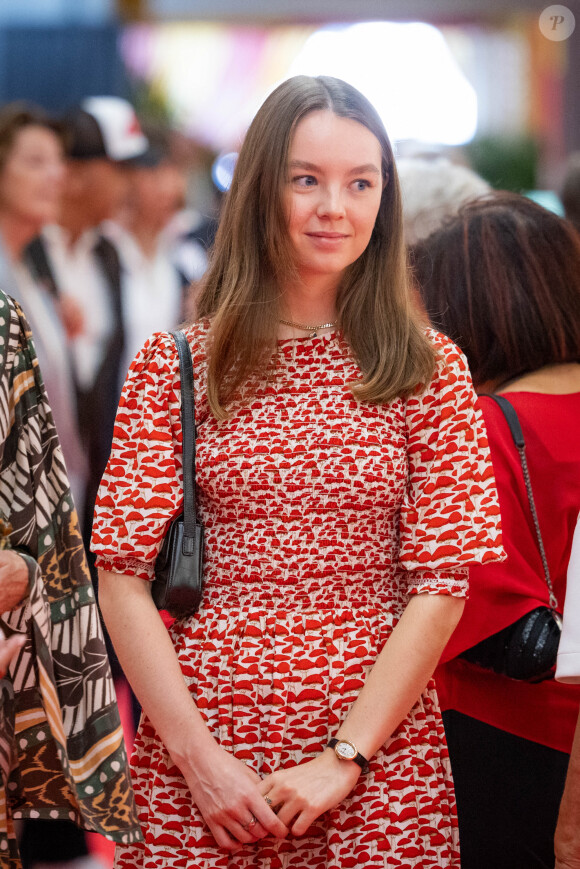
[129,161,186,232]
[69,159,130,227]
[0,124,65,230]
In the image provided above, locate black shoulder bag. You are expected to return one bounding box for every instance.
[460,394,562,683]
[151,330,204,618]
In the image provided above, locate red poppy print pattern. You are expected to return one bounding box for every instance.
[92,323,504,868]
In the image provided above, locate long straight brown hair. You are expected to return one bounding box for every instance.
[197,75,435,418]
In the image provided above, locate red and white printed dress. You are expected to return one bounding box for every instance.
[92,322,503,869]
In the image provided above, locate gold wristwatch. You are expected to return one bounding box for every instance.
[327,738,370,774]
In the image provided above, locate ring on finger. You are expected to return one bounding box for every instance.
[264,796,280,814]
[242,813,257,832]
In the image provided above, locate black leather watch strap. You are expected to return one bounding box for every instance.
[327,738,370,774]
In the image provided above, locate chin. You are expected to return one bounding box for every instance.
[32,206,59,226]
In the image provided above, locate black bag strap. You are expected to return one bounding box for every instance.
[170,330,197,555]
[484,393,558,610]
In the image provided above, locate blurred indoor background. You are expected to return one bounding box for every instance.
[2,0,579,216]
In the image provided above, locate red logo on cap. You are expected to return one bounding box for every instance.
[127,114,143,137]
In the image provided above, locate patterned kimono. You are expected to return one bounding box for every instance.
[0,291,141,866]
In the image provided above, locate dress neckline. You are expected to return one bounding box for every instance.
[277,330,339,347]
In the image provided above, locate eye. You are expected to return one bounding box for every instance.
[351,179,372,192]
[19,155,45,169]
[292,175,317,188]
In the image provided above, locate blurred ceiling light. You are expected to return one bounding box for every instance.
[287,22,478,146]
[212,151,238,192]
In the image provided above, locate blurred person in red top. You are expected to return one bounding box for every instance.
[413,192,580,869]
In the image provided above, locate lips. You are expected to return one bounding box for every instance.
[305,231,350,250]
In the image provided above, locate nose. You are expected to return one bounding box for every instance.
[316,185,345,220]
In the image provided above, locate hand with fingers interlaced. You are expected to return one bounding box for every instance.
[179,743,289,852]
[258,749,360,837]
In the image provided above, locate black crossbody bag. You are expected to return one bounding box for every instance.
[460,394,562,683]
[151,330,204,618]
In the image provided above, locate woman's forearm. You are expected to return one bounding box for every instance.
[256,591,466,836]
[98,570,216,769]
[335,593,465,759]
[99,571,462,775]
[98,570,289,848]
[555,710,580,869]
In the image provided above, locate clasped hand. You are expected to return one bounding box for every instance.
[258,748,360,837]
[0,550,28,612]
[555,853,580,869]
[184,745,359,852]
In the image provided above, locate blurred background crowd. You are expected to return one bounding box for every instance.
[1,0,580,866]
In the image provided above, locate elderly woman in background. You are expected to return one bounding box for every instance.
[413,192,580,869]
[0,102,86,512]
[0,289,141,866]
[396,155,490,245]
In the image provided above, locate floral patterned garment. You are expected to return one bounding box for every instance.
[0,291,141,867]
[93,322,504,869]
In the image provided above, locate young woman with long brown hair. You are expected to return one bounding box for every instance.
[92,75,503,869]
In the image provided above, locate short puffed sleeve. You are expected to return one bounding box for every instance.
[399,330,504,596]
[92,327,205,580]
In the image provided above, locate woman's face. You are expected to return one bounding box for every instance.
[283,110,383,288]
[0,125,65,229]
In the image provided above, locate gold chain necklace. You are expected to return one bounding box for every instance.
[279,318,337,338]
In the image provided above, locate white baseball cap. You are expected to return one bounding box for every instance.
[64,96,149,162]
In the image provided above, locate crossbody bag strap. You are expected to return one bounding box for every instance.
[170,330,197,554]
[484,393,558,610]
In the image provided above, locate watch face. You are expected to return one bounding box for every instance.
[336,741,357,760]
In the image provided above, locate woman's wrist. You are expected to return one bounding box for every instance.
[165,722,222,775]
[327,737,370,774]
[334,723,378,763]
[320,746,362,788]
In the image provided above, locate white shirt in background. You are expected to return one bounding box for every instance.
[42,224,114,392]
[103,220,183,380]
[11,260,88,514]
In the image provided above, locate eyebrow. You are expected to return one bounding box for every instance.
[288,159,381,176]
